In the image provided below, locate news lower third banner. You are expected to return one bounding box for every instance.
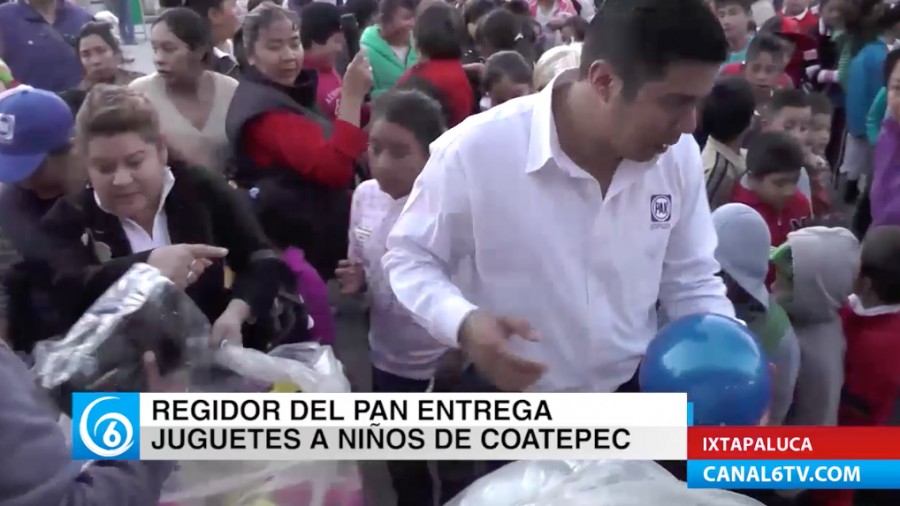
[70,392,688,461]
[687,427,900,489]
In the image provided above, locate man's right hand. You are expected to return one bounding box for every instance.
[335,259,365,294]
[458,310,547,392]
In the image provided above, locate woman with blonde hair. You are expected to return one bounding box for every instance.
[532,42,581,90]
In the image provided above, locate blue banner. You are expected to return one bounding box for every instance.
[687,460,900,489]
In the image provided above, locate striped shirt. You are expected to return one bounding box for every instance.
[702,137,747,210]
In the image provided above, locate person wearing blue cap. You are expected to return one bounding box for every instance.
[0,86,82,257]
[0,86,84,352]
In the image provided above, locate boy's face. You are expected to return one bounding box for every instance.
[821,0,845,29]
[716,2,750,43]
[748,170,802,210]
[783,0,810,17]
[488,76,534,108]
[809,112,832,156]
[764,106,812,148]
[744,52,785,102]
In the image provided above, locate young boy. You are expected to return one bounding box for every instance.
[482,50,534,110]
[758,88,815,205]
[712,203,799,425]
[714,0,754,64]
[805,92,836,214]
[732,131,812,253]
[702,76,756,210]
[771,225,860,429]
[720,33,792,109]
[827,225,900,506]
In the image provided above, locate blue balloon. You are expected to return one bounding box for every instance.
[639,313,771,426]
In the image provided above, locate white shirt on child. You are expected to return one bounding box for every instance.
[350,181,451,381]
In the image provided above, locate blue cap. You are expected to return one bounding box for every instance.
[0,86,75,184]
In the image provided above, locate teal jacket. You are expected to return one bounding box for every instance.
[359,25,419,98]
[866,86,888,145]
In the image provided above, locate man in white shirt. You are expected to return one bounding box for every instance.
[383,0,736,394]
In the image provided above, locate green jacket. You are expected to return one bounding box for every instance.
[744,295,791,357]
[360,25,418,98]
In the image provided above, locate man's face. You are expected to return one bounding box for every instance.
[763,106,812,147]
[18,147,80,200]
[716,2,750,43]
[591,61,719,162]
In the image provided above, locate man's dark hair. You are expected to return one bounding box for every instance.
[484,50,532,89]
[860,225,900,304]
[463,0,497,27]
[884,47,900,84]
[806,92,834,117]
[414,2,464,59]
[766,88,809,116]
[182,0,224,20]
[746,131,806,178]
[745,32,787,63]
[579,0,728,99]
[300,2,341,49]
[701,76,756,144]
[380,0,418,21]
[712,0,752,12]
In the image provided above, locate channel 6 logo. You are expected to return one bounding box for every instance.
[71,393,140,460]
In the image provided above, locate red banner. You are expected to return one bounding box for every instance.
[688,427,900,460]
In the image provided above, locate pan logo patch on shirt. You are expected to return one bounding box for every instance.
[650,194,672,229]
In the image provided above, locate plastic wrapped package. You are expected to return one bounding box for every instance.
[161,343,361,506]
[32,263,211,415]
[445,460,764,506]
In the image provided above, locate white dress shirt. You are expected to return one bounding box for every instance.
[350,181,450,380]
[94,169,176,253]
[383,70,734,393]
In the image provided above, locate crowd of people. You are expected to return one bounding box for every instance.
[0,0,900,504]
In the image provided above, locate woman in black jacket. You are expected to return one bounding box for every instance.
[39,84,287,350]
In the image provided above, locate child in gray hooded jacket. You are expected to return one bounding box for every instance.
[773,226,861,426]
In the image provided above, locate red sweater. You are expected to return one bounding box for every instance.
[782,8,819,36]
[242,113,368,189]
[398,59,474,127]
[812,305,900,506]
[730,182,811,286]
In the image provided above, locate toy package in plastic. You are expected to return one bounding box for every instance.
[444,460,764,506]
[160,342,361,506]
[32,263,211,415]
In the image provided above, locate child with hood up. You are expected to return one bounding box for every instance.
[713,203,800,425]
[773,226,861,426]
